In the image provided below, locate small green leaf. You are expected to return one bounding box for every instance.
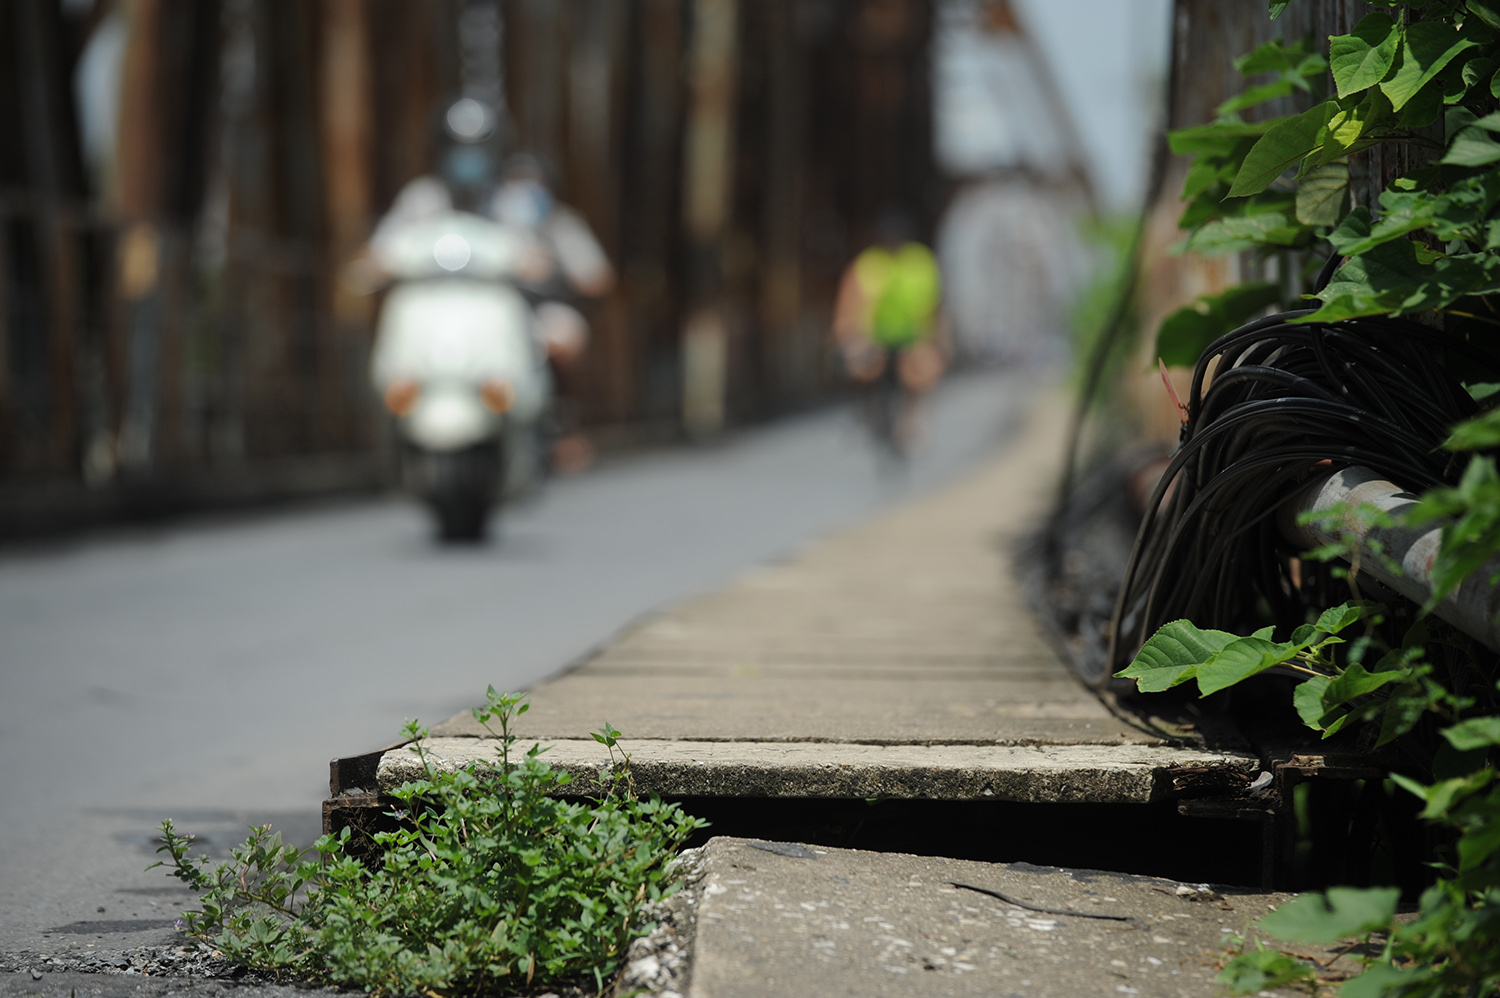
[1268,0,1290,20]
[1229,102,1338,197]
[1329,14,1401,97]
[1257,887,1400,944]
[1314,600,1382,635]
[1296,159,1349,226]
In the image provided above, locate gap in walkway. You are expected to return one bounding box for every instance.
[670,797,1264,887]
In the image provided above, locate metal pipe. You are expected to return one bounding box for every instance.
[1278,466,1500,651]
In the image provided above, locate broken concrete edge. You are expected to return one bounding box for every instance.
[371,737,1259,805]
[677,836,1343,998]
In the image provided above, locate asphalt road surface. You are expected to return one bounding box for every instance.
[0,370,1037,987]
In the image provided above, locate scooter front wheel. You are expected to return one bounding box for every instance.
[428,447,499,542]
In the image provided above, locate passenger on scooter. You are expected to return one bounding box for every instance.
[490,153,616,474]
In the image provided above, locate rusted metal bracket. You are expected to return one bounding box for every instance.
[323,739,408,855]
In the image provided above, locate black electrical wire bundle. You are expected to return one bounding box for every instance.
[1101,309,1496,685]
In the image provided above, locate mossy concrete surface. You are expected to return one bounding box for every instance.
[378,737,1254,804]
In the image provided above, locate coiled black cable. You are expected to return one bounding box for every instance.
[1105,310,1497,680]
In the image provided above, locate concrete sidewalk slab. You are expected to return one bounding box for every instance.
[379,738,1252,803]
[679,836,1329,998]
[382,389,1255,803]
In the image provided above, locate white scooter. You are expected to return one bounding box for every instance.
[369,211,551,541]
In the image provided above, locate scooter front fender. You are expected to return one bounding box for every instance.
[404,387,496,451]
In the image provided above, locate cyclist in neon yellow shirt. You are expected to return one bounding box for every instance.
[833,216,949,456]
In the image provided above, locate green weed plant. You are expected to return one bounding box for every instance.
[1120,602,1500,996]
[150,687,706,996]
[1122,3,1500,992]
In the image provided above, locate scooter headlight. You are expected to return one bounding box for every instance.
[383,379,420,416]
[480,379,514,413]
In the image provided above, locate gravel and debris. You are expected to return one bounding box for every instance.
[1,946,242,980]
[610,844,708,998]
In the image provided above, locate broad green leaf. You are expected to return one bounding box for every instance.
[1395,80,1444,128]
[1462,55,1496,94]
[1219,79,1300,116]
[1328,201,1433,257]
[1378,682,1433,746]
[1155,282,1282,368]
[1297,289,1401,322]
[1168,120,1272,157]
[1229,102,1338,197]
[1196,635,1297,696]
[1294,675,1334,729]
[1442,127,1500,166]
[1457,805,1500,869]
[1320,662,1406,718]
[1257,887,1400,944]
[1469,0,1500,33]
[1269,0,1289,20]
[1296,159,1349,226]
[1449,104,1479,135]
[1116,619,1239,692]
[1465,382,1500,402]
[1329,14,1400,97]
[1381,21,1482,110]
[1235,37,1317,77]
[1298,238,1428,322]
[1412,770,1493,820]
[1185,211,1307,255]
[1310,90,1390,168]
[1181,153,1241,201]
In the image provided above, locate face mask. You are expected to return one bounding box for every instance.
[494,180,553,227]
[443,146,493,190]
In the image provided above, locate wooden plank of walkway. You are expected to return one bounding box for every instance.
[383,390,1253,802]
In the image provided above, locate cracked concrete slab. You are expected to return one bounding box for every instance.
[683,837,1340,998]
